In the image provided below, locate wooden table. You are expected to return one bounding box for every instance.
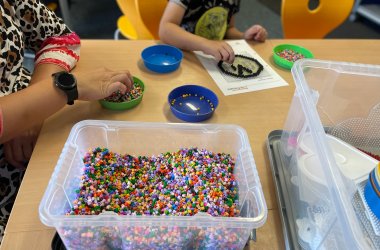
[2,39,380,250]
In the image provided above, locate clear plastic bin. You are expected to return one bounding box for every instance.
[39,120,267,250]
[279,59,380,249]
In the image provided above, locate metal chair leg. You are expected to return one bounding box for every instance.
[114,29,120,40]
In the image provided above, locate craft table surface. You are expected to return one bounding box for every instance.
[1,39,380,250]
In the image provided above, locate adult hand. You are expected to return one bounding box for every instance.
[201,40,235,63]
[3,124,42,169]
[244,25,268,42]
[75,68,133,101]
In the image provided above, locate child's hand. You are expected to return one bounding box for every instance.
[202,40,235,63]
[244,25,268,42]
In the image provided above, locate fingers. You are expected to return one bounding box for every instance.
[245,25,268,42]
[222,43,235,63]
[213,52,222,62]
[106,71,133,97]
[106,82,128,97]
[254,28,268,42]
[109,71,133,90]
[76,68,135,101]
[244,25,259,40]
[218,49,230,63]
[214,43,235,63]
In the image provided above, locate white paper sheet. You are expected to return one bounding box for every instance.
[195,40,288,96]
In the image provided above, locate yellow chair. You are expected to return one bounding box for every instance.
[135,0,167,40]
[281,0,355,38]
[115,16,138,40]
[114,0,154,40]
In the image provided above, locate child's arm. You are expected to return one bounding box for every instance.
[159,2,235,63]
[226,16,268,42]
[225,16,245,39]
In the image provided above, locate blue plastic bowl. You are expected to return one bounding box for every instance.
[168,85,219,122]
[141,44,183,73]
[364,170,380,220]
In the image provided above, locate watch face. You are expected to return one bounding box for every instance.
[56,73,76,89]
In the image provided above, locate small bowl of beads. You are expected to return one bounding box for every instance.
[273,44,314,70]
[99,76,145,111]
[168,85,218,122]
[141,44,183,73]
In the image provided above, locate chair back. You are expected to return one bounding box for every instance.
[135,0,167,39]
[116,0,154,39]
[281,0,354,38]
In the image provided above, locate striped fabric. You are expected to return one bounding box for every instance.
[35,32,81,72]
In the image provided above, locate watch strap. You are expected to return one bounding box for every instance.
[66,87,78,105]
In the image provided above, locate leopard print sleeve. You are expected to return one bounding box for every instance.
[1,0,80,95]
[15,0,80,71]
[1,1,32,94]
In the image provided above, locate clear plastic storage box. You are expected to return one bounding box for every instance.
[39,121,267,250]
[274,59,380,249]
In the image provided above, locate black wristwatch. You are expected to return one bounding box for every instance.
[52,71,78,105]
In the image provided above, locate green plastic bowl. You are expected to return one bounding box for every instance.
[273,44,314,70]
[99,76,145,110]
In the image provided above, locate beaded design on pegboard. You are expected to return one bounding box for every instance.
[217,55,263,78]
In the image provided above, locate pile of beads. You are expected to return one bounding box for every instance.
[67,147,239,217]
[103,81,143,103]
[170,93,215,115]
[276,49,305,62]
[59,225,244,249]
[120,226,197,249]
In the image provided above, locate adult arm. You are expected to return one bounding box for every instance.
[0,78,66,144]
[3,64,68,168]
[6,0,81,167]
[0,68,133,144]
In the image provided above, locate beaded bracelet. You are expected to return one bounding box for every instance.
[217,55,264,79]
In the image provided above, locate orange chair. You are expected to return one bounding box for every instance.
[135,0,167,40]
[114,0,154,40]
[281,0,355,38]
